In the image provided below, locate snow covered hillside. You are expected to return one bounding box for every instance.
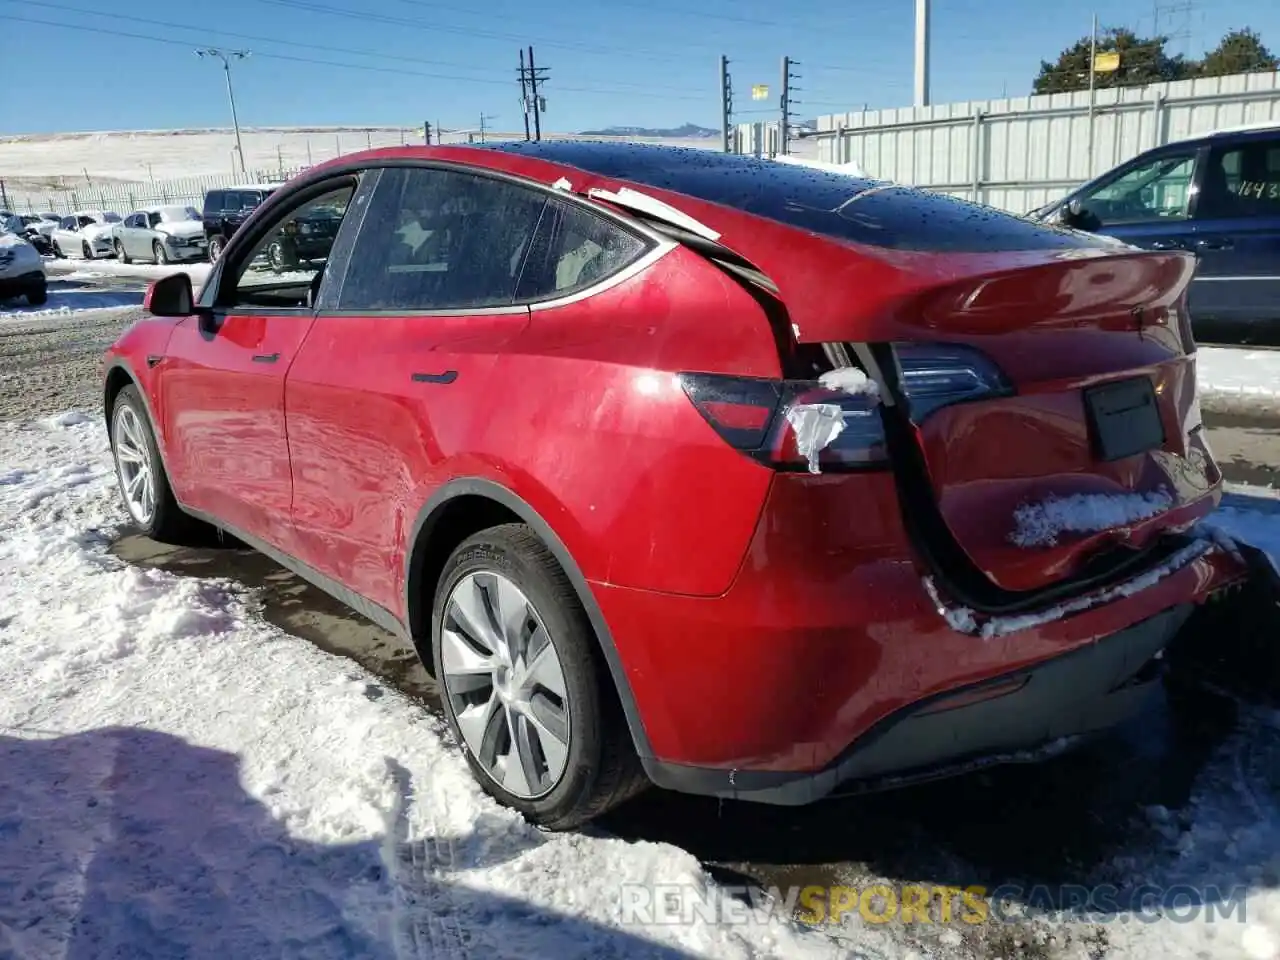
[0,126,727,188]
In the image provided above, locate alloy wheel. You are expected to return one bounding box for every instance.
[112,404,156,526]
[440,570,571,799]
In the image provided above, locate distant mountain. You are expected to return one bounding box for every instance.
[576,123,720,139]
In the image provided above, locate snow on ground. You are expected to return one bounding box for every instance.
[46,260,213,286]
[0,414,858,959]
[0,126,735,187]
[0,285,143,321]
[1197,347,1280,402]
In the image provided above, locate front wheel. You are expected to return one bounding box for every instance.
[115,240,131,264]
[153,242,169,265]
[207,236,225,262]
[109,385,201,543]
[432,523,647,831]
[26,282,48,306]
[82,240,93,260]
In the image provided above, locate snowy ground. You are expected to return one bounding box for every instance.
[2,357,1280,955]
[1197,348,1280,412]
[0,126,731,190]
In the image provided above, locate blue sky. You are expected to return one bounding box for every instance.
[3,0,1277,135]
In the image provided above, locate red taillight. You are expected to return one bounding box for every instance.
[678,372,890,472]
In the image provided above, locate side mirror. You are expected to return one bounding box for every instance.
[144,272,195,317]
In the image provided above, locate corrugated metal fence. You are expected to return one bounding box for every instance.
[804,70,1280,214]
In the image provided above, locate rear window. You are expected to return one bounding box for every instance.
[491,141,1108,253]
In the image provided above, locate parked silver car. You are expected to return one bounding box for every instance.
[113,205,207,264]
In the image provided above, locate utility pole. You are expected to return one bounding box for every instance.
[518,49,532,141]
[424,121,433,145]
[196,48,250,175]
[780,56,800,156]
[1087,13,1098,175]
[913,0,930,107]
[719,55,734,153]
[478,113,498,143]
[526,45,548,142]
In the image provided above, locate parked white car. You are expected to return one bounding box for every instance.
[0,232,48,305]
[25,213,62,239]
[50,210,122,259]
[113,205,207,264]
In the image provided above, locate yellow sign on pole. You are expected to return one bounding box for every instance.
[1093,51,1121,72]
[752,84,769,100]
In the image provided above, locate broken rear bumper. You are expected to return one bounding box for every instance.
[645,603,1193,804]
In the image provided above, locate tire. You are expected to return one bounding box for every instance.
[52,240,63,259]
[207,236,225,262]
[108,384,201,543]
[26,282,47,306]
[153,242,169,265]
[431,523,647,831]
[115,240,131,264]
[82,240,93,260]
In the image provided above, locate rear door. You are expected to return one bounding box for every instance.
[1185,132,1280,335]
[158,177,360,551]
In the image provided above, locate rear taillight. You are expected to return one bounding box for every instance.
[894,343,1013,421]
[680,343,1012,474]
[678,373,888,473]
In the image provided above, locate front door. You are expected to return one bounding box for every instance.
[284,164,552,614]
[158,180,358,550]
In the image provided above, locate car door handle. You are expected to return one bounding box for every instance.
[1194,238,1234,250]
[411,370,458,384]
[252,352,280,364]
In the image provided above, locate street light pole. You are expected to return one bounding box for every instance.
[196,48,250,176]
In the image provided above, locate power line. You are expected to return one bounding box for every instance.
[3,0,706,95]
[2,12,711,102]
[258,0,727,64]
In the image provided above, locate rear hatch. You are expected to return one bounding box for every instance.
[554,159,1218,612]
[836,249,1211,597]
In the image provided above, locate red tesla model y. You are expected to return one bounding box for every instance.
[102,142,1246,829]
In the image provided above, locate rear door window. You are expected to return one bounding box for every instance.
[335,166,549,311]
[1197,137,1280,220]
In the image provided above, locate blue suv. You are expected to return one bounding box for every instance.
[1028,124,1280,341]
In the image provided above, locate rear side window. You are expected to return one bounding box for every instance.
[204,191,223,213]
[336,166,548,311]
[1198,136,1280,220]
[515,198,649,300]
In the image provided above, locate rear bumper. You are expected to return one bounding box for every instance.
[595,472,1247,803]
[644,603,1190,804]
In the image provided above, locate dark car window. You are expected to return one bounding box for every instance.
[204,190,223,214]
[1198,137,1280,220]
[336,166,549,311]
[490,141,1109,252]
[515,198,649,301]
[223,184,355,310]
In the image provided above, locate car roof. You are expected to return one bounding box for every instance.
[1162,120,1280,150]
[211,183,283,193]
[486,140,883,211]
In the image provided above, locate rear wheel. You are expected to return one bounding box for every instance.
[109,385,202,543]
[115,240,131,264]
[26,281,47,306]
[432,524,647,830]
